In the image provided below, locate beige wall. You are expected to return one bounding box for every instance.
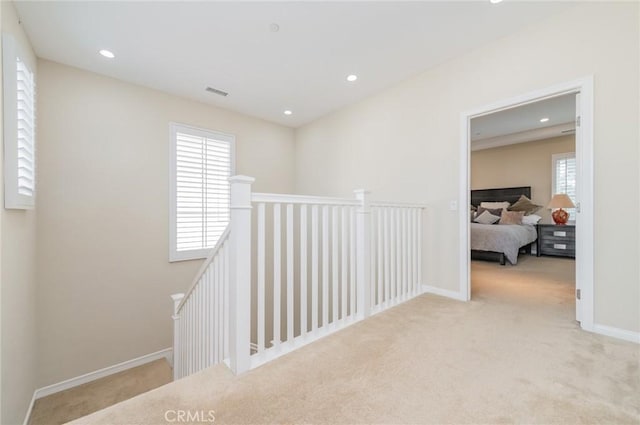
[471,136,575,223]
[294,3,639,332]
[1,2,39,424]
[36,60,295,386]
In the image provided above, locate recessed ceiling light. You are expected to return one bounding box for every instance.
[346,74,358,82]
[540,117,550,123]
[490,0,503,4]
[284,110,292,116]
[99,49,115,59]
[270,23,280,33]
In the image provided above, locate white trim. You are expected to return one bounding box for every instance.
[459,76,595,331]
[22,393,36,425]
[422,284,467,302]
[33,348,172,400]
[592,324,640,344]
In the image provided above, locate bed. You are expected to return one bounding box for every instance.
[470,187,538,265]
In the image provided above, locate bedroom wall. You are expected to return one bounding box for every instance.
[294,3,640,333]
[35,60,296,387]
[0,2,39,424]
[470,135,575,223]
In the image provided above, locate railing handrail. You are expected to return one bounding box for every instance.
[370,201,429,209]
[176,225,231,313]
[252,192,360,206]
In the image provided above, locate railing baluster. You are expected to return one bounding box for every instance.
[332,206,339,325]
[377,208,383,307]
[223,240,230,360]
[396,208,402,303]
[287,204,294,342]
[300,205,308,337]
[349,207,356,318]
[322,205,329,328]
[273,203,281,349]
[418,209,422,292]
[403,208,409,299]
[383,208,390,307]
[312,205,319,332]
[390,208,396,304]
[257,203,266,353]
[370,208,376,308]
[341,206,348,321]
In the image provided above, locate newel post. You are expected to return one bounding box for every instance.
[170,293,184,380]
[228,175,255,374]
[354,189,371,319]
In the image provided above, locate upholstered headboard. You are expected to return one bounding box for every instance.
[471,187,531,207]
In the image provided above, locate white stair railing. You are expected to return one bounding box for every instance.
[172,176,426,379]
[171,227,230,380]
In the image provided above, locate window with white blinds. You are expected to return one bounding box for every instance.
[3,34,36,209]
[170,123,235,261]
[552,152,576,221]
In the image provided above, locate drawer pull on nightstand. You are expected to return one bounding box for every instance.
[553,243,567,250]
[553,231,567,237]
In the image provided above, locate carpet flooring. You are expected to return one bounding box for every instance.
[65,256,638,424]
[29,359,172,425]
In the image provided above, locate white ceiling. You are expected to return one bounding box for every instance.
[15,1,572,128]
[471,93,577,141]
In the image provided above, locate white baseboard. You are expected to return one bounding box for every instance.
[33,348,172,400]
[422,285,467,301]
[592,324,640,344]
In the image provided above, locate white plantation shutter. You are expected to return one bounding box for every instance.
[170,123,235,261]
[3,34,36,209]
[552,152,576,221]
[17,58,36,197]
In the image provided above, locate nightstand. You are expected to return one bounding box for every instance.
[536,224,575,258]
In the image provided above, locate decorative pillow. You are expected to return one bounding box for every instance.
[480,201,510,210]
[522,214,542,225]
[476,206,504,217]
[499,210,525,225]
[508,195,542,215]
[473,210,500,225]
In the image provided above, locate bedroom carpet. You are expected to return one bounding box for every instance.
[68,256,639,425]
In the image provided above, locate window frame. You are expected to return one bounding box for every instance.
[3,33,36,210]
[169,122,236,262]
[551,151,576,221]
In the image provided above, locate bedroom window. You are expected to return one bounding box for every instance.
[3,34,36,210]
[552,152,576,221]
[169,123,235,262]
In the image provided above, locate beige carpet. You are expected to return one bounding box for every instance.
[29,359,172,425]
[69,256,639,424]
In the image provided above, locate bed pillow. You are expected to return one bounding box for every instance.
[476,206,504,217]
[480,201,510,210]
[508,195,542,215]
[499,210,525,225]
[473,210,500,225]
[522,214,542,225]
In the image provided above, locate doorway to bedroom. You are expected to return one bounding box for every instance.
[460,78,594,330]
[469,94,577,323]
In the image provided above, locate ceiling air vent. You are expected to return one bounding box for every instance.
[206,87,229,97]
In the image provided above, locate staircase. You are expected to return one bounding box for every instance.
[171,176,426,379]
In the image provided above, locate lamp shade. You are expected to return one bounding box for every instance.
[547,194,575,209]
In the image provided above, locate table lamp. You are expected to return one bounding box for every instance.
[547,194,575,225]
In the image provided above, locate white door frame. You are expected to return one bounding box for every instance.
[458,76,594,332]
